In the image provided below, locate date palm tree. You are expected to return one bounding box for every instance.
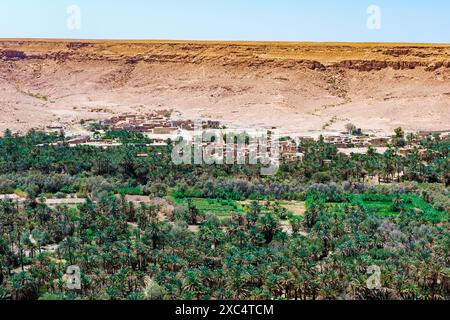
[58,236,79,265]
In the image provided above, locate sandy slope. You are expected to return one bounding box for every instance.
[0,40,449,135]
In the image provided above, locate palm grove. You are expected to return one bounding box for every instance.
[0,129,448,300]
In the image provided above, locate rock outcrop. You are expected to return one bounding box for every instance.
[1,40,449,72]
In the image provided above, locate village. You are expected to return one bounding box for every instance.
[2,111,442,211]
[41,110,450,163]
[2,115,448,266]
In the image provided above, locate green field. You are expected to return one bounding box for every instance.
[329,194,447,223]
[172,194,447,224]
[171,197,307,220]
[171,197,246,217]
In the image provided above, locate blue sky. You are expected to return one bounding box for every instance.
[0,0,449,43]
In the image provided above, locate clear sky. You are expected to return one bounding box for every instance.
[0,0,449,43]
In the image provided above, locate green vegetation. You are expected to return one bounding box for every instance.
[172,197,245,217]
[103,130,151,144]
[0,129,448,300]
[327,194,447,223]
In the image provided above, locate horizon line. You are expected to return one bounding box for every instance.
[0,37,449,46]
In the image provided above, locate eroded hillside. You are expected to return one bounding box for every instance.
[1,40,449,135]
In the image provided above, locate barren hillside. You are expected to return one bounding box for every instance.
[0,39,449,135]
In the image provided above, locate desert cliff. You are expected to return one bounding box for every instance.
[1,39,449,135]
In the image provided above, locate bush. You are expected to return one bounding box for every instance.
[117,186,143,196]
[0,176,15,194]
[391,197,405,213]
[312,172,332,184]
[55,192,67,199]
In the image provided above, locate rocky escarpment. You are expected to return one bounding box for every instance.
[0,39,449,136]
[2,49,449,73]
[0,50,27,60]
[1,40,449,73]
[333,60,450,72]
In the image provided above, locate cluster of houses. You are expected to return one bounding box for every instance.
[102,111,181,134]
[99,111,221,135]
[41,111,449,162]
[416,130,450,141]
[42,112,222,150]
[324,134,391,149]
[171,137,304,163]
[280,140,302,161]
[325,129,449,148]
[324,129,449,158]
